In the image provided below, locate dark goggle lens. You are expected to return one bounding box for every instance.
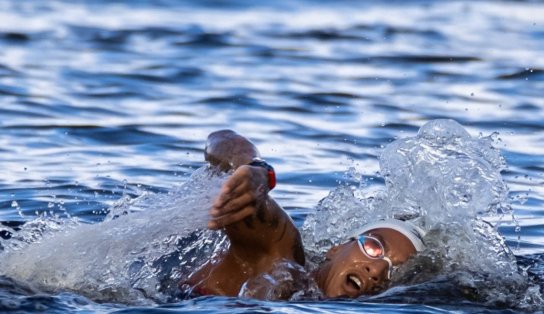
[357,235,384,258]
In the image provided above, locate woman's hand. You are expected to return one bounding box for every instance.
[208,165,269,230]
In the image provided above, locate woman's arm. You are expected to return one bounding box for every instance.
[206,130,303,263]
[185,130,304,296]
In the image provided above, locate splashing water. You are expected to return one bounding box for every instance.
[0,120,542,309]
[301,119,542,310]
[0,166,228,304]
[302,119,509,254]
[379,119,509,226]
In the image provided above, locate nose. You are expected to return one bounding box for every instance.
[362,259,389,284]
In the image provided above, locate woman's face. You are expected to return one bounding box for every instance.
[315,228,417,298]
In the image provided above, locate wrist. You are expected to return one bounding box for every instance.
[248,158,276,190]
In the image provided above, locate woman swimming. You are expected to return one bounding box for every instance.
[182,130,425,298]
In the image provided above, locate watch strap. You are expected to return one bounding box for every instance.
[248,158,276,190]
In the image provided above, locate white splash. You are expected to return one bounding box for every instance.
[301,119,541,309]
[379,119,508,227]
[302,119,509,255]
[0,166,227,304]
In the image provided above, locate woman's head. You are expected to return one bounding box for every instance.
[314,219,425,298]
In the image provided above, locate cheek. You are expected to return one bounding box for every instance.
[316,260,333,287]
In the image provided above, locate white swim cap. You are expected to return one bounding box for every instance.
[348,219,426,252]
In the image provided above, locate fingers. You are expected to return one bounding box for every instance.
[212,165,266,209]
[213,166,253,207]
[213,179,249,209]
[208,165,268,229]
[210,190,253,217]
[208,205,255,230]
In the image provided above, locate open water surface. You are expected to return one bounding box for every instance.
[0,0,543,312]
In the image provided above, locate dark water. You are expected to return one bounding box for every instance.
[0,0,543,312]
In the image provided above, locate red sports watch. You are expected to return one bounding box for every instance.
[248,158,276,190]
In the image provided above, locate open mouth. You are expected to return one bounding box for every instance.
[346,273,363,291]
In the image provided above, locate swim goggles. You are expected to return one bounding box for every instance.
[354,234,393,279]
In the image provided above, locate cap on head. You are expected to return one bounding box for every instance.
[348,219,426,252]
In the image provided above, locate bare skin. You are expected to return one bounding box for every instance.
[185,130,304,296]
[184,130,417,298]
[314,228,416,298]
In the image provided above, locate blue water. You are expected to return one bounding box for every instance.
[0,0,543,312]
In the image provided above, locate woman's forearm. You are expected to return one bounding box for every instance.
[205,130,304,265]
[185,130,305,296]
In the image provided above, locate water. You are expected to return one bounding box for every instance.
[0,0,543,312]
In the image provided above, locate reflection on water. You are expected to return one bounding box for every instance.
[0,0,543,312]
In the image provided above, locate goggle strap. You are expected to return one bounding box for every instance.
[383,256,393,279]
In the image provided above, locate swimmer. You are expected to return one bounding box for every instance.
[183,130,425,298]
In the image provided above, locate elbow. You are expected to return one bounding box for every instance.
[204,130,259,170]
[207,129,237,141]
